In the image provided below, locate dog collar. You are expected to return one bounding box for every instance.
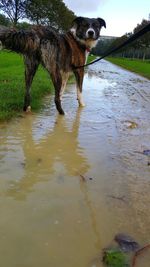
[86,47,91,52]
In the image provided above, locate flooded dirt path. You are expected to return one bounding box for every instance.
[0,60,150,267]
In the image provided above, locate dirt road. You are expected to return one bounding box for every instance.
[0,60,150,267]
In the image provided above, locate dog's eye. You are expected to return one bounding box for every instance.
[82,22,89,27]
[92,22,99,28]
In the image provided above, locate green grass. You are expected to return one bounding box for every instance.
[0,51,55,121]
[103,249,129,267]
[107,57,150,80]
[87,54,97,64]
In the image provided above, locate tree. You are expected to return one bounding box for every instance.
[133,19,150,60]
[92,38,116,56]
[25,0,46,25]
[104,17,150,59]
[0,0,26,26]
[133,19,150,48]
[0,13,10,26]
[26,0,75,31]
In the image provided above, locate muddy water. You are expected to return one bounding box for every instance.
[0,60,150,267]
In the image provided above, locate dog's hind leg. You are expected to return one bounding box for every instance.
[73,69,85,107]
[60,72,70,101]
[51,70,65,115]
[23,55,39,112]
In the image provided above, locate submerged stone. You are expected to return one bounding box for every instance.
[143,150,150,156]
[114,233,140,252]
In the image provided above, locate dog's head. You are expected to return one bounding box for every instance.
[70,16,106,49]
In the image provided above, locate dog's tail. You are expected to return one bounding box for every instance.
[0,25,40,54]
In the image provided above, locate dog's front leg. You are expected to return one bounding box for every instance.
[73,69,85,107]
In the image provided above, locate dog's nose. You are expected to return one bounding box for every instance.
[87,30,94,37]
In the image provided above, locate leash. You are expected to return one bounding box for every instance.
[74,22,150,69]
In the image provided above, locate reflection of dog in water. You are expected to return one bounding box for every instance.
[6,110,90,200]
[0,17,106,114]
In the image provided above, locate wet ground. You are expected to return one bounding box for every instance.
[0,60,150,267]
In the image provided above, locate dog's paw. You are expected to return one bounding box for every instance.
[79,102,86,107]
[58,109,65,115]
[25,106,32,113]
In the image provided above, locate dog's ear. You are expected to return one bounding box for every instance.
[97,18,106,28]
[70,17,84,35]
[72,16,84,26]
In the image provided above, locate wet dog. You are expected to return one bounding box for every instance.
[0,17,106,114]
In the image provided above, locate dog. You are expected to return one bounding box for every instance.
[0,17,106,115]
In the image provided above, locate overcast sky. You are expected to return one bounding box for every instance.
[64,0,149,36]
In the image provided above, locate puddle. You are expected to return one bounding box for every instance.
[0,60,150,267]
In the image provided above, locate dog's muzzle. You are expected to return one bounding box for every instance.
[86,29,95,39]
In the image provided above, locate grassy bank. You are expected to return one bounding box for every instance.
[107,57,150,80]
[0,51,54,121]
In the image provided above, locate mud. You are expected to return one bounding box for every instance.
[0,60,150,267]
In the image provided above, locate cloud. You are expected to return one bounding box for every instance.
[64,0,104,15]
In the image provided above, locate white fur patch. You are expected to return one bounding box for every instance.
[70,27,77,37]
[85,39,98,49]
[85,50,90,64]
[26,106,31,113]
[77,88,85,107]
[60,72,70,100]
